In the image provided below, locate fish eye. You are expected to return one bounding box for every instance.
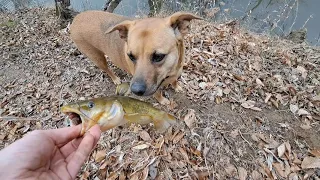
[87,101,95,108]
[151,52,166,63]
[127,52,136,63]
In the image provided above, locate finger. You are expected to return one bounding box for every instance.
[42,125,82,147]
[60,137,83,158]
[67,125,101,179]
[60,125,101,158]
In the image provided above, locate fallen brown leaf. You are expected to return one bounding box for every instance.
[290,104,299,114]
[309,149,320,157]
[225,164,237,177]
[241,100,255,109]
[277,143,286,158]
[256,78,265,86]
[297,108,310,117]
[172,131,185,144]
[179,147,190,162]
[230,129,239,138]
[132,144,150,150]
[273,162,286,178]
[288,173,299,180]
[237,167,247,180]
[139,131,151,142]
[251,170,262,180]
[95,150,106,163]
[301,156,320,169]
[183,109,196,129]
[265,93,272,103]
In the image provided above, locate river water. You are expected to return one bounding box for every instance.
[2,0,320,45]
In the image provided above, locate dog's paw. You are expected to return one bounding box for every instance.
[159,97,170,105]
[112,76,121,85]
[173,84,184,92]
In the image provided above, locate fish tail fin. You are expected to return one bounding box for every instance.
[154,112,176,133]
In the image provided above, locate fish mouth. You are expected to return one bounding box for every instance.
[65,112,82,126]
[61,105,87,135]
[61,106,82,126]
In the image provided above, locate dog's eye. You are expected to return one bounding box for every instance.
[87,101,95,108]
[152,53,166,63]
[127,53,136,62]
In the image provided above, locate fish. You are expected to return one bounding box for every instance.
[61,96,176,135]
[115,82,130,96]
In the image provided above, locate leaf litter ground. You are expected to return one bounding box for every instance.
[0,8,319,179]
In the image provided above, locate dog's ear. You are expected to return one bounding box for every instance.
[105,20,134,41]
[167,12,203,35]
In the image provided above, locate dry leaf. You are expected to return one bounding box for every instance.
[241,100,261,111]
[119,171,126,180]
[141,166,149,180]
[288,173,299,180]
[139,131,151,142]
[251,107,262,111]
[301,156,320,169]
[95,150,106,162]
[296,66,307,79]
[81,171,90,180]
[241,100,255,109]
[183,109,196,129]
[230,129,239,138]
[251,170,262,180]
[273,162,286,178]
[297,109,310,116]
[256,78,265,86]
[270,98,279,108]
[198,82,207,89]
[251,133,260,142]
[132,144,150,150]
[285,142,291,156]
[0,134,6,141]
[225,164,237,176]
[233,74,245,81]
[179,147,190,162]
[290,104,299,114]
[149,163,158,179]
[172,131,185,144]
[196,170,210,180]
[265,93,272,103]
[309,149,320,157]
[277,143,286,158]
[300,120,312,130]
[237,167,247,180]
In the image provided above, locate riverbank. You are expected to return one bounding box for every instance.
[1,8,319,179]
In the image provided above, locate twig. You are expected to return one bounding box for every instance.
[288,0,298,34]
[239,129,255,151]
[0,116,40,121]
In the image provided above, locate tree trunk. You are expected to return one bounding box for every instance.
[103,0,122,13]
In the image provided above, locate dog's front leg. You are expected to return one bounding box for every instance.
[154,90,170,105]
[172,79,183,92]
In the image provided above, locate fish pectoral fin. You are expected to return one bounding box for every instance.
[153,118,171,133]
[124,114,153,125]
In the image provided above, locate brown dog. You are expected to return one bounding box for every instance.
[70,11,202,104]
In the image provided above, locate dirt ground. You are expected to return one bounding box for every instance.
[1,8,320,179]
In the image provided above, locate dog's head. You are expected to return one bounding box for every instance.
[106,12,202,96]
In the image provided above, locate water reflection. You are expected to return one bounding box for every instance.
[1,0,319,45]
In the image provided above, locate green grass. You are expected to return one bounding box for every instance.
[0,19,17,28]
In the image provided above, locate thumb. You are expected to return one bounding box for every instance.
[67,125,101,179]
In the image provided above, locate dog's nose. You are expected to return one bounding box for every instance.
[131,82,146,96]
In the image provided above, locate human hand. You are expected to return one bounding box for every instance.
[0,124,101,180]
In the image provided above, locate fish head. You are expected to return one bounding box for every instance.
[61,98,122,135]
